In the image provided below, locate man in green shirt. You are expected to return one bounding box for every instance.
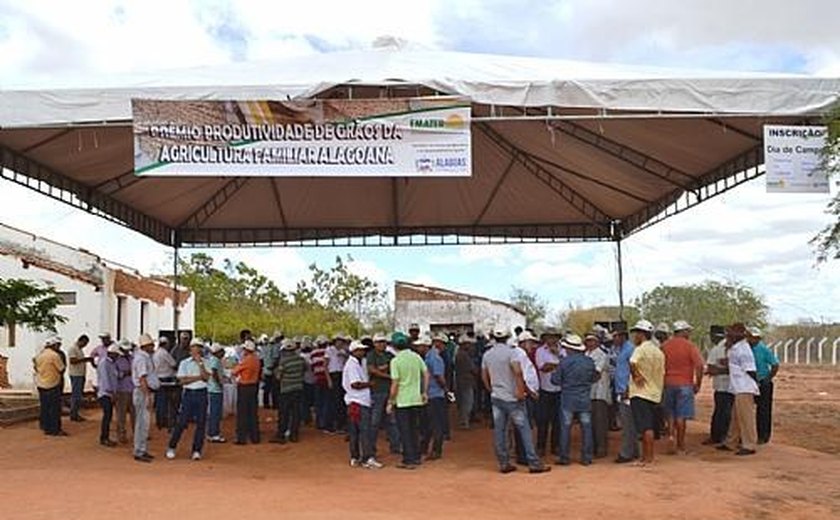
[387,332,429,469]
[272,340,306,444]
[366,333,401,457]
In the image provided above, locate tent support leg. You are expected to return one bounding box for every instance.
[173,242,180,339]
[616,238,625,322]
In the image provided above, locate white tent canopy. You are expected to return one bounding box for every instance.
[1,47,838,247]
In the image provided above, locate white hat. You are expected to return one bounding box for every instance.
[282,339,299,350]
[584,332,599,342]
[209,344,225,354]
[98,332,111,338]
[158,336,170,344]
[432,332,449,343]
[413,334,432,346]
[517,331,538,343]
[408,323,420,331]
[630,320,655,333]
[372,333,389,343]
[190,338,205,348]
[349,341,368,352]
[562,334,585,351]
[491,327,510,339]
[258,334,269,343]
[315,335,329,345]
[655,322,670,334]
[138,333,155,347]
[45,336,62,347]
[118,339,133,352]
[458,334,476,344]
[673,320,693,332]
[107,344,121,354]
[242,340,256,352]
[747,326,763,338]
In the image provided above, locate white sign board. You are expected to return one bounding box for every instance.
[764,125,829,193]
[132,98,472,177]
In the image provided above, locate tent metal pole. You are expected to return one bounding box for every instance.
[173,241,180,340]
[616,238,625,322]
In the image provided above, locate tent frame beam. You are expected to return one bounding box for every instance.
[178,177,251,229]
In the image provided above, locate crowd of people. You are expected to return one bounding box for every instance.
[31,318,780,472]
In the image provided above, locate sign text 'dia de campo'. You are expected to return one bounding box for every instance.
[132,98,472,177]
[763,124,829,194]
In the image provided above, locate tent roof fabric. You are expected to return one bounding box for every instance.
[1,48,838,248]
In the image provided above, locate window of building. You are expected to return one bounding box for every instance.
[140,301,150,335]
[55,291,77,305]
[116,296,127,340]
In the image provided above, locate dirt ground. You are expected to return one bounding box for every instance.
[1,365,839,520]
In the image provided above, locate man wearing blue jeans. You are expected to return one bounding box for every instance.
[367,334,400,456]
[206,344,227,443]
[551,334,596,466]
[166,340,210,461]
[481,328,550,474]
[613,329,639,463]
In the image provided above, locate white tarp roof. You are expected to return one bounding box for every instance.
[1,48,838,247]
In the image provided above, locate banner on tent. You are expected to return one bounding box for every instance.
[764,124,829,193]
[132,98,472,177]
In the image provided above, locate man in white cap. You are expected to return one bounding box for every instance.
[367,333,400,455]
[654,323,670,347]
[97,344,121,447]
[551,334,596,465]
[718,323,759,456]
[343,340,383,469]
[272,339,306,444]
[661,320,704,455]
[232,340,261,445]
[167,338,211,461]
[206,344,227,444]
[481,327,550,474]
[34,336,67,436]
[132,334,160,462]
[91,332,113,368]
[703,326,732,446]
[326,334,350,434]
[747,326,779,444]
[585,332,612,459]
[628,320,665,467]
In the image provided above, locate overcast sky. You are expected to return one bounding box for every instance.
[1,0,838,324]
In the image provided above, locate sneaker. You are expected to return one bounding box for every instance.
[529,465,552,474]
[499,464,517,474]
[735,448,756,456]
[134,454,153,463]
[208,436,227,444]
[349,458,360,467]
[191,451,202,461]
[716,445,734,452]
[100,439,117,448]
[165,449,176,460]
[362,458,384,469]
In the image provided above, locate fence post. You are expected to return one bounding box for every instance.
[783,339,794,364]
[794,338,803,364]
[833,338,840,366]
[806,338,815,365]
[817,337,827,364]
[771,340,781,359]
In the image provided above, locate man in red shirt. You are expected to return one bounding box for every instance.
[661,320,704,455]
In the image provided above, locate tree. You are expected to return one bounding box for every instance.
[509,287,548,327]
[561,304,641,336]
[0,278,67,347]
[812,106,840,263]
[634,280,768,350]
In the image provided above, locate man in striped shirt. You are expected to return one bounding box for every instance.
[272,340,306,443]
[310,336,331,431]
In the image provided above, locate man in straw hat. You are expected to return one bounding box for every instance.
[233,339,261,446]
[717,323,760,456]
[367,333,400,455]
[481,327,550,474]
[661,320,704,455]
[628,320,665,467]
[272,339,306,444]
[535,327,563,457]
[97,343,121,447]
[585,331,612,459]
[454,334,479,430]
[34,336,67,437]
[132,334,160,462]
[114,339,136,444]
[552,334,597,465]
[387,332,429,470]
[512,330,541,465]
[612,327,639,463]
[167,338,211,461]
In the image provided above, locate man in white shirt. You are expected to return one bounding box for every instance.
[326,334,350,433]
[717,323,760,456]
[153,336,178,430]
[343,341,382,469]
[166,339,210,461]
[535,329,562,457]
[586,332,612,459]
[702,327,732,445]
[512,331,540,465]
[132,334,160,463]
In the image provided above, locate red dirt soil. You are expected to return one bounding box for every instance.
[1,365,839,520]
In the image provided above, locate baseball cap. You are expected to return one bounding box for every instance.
[655,322,670,334]
[673,320,693,332]
[391,332,409,347]
[349,341,368,352]
[209,344,225,354]
[242,340,256,352]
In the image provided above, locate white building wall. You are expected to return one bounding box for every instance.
[395,299,525,337]
[0,225,195,390]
